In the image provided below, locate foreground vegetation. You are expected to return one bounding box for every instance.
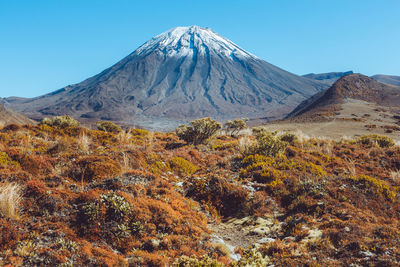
[0,117,399,266]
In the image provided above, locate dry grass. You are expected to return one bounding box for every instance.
[238,135,253,154]
[391,171,400,183]
[78,133,91,153]
[0,182,22,219]
[117,131,132,145]
[344,158,356,176]
[121,152,130,172]
[395,140,400,147]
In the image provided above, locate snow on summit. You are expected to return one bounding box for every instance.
[135,25,257,59]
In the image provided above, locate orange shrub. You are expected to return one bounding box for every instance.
[71,156,122,182]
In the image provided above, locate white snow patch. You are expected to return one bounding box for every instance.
[134,25,257,60]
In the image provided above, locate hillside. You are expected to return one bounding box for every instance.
[5,26,328,130]
[372,74,400,86]
[288,73,400,120]
[0,102,34,125]
[0,118,399,266]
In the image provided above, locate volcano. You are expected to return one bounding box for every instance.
[6,26,328,129]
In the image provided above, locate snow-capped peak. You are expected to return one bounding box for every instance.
[134,25,257,59]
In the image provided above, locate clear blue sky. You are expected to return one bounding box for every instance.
[1,0,399,97]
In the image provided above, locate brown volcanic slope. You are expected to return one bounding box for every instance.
[0,102,34,125]
[5,26,327,130]
[287,73,400,121]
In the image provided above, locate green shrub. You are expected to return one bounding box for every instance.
[173,255,225,267]
[176,117,222,145]
[357,134,395,148]
[41,115,80,128]
[130,128,150,136]
[244,129,288,157]
[349,175,396,202]
[100,193,131,222]
[224,118,248,137]
[96,121,122,133]
[169,157,198,176]
[279,133,298,145]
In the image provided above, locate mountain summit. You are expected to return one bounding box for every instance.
[7,26,328,129]
[135,26,256,59]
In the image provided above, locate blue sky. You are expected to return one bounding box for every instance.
[0,0,399,97]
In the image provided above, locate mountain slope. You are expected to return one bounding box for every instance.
[0,101,34,125]
[372,74,400,86]
[287,73,400,120]
[302,71,353,86]
[6,26,328,129]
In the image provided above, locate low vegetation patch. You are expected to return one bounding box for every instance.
[41,115,80,128]
[0,120,399,266]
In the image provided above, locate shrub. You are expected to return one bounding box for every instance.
[130,128,150,136]
[185,175,249,217]
[244,129,288,157]
[100,193,131,222]
[72,156,122,182]
[0,152,20,169]
[96,121,122,133]
[173,255,225,266]
[357,134,395,148]
[41,115,80,128]
[0,182,22,219]
[224,118,248,137]
[169,157,198,176]
[349,175,396,202]
[279,133,298,145]
[1,124,21,132]
[176,117,222,145]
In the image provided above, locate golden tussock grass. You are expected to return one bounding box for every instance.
[0,182,22,219]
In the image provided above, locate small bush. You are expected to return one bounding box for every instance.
[173,255,225,267]
[100,193,131,222]
[41,115,80,128]
[357,134,395,148]
[349,175,396,202]
[130,128,150,136]
[176,117,222,145]
[0,152,20,169]
[244,129,288,157]
[169,157,198,177]
[185,175,249,217]
[72,156,122,182]
[0,182,22,219]
[224,118,248,137]
[279,133,298,145]
[96,121,122,133]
